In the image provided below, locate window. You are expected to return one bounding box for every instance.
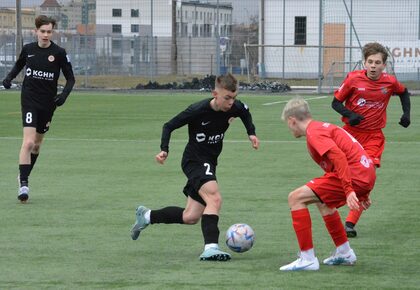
[131,24,139,33]
[294,16,307,45]
[112,9,122,17]
[131,9,139,17]
[192,24,198,37]
[112,56,122,65]
[112,39,122,50]
[112,24,122,33]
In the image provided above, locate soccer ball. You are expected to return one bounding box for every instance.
[225,223,255,253]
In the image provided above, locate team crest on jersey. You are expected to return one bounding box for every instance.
[381,87,388,94]
[48,55,55,62]
[357,98,366,106]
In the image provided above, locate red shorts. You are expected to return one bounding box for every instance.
[344,125,385,167]
[306,172,373,209]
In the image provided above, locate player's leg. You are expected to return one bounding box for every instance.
[279,185,320,271]
[317,203,356,266]
[18,127,37,202]
[131,202,190,241]
[29,131,44,172]
[198,180,230,261]
[345,131,383,237]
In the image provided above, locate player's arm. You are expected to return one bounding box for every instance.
[331,98,364,126]
[397,88,411,128]
[54,50,76,106]
[158,106,195,163]
[237,101,259,149]
[2,47,27,89]
[325,146,359,210]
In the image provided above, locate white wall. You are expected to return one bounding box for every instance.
[96,0,172,37]
[263,0,420,78]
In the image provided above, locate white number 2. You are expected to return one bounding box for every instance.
[204,163,213,176]
[25,112,33,124]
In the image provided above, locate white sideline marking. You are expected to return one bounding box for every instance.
[262,95,329,106]
[0,136,418,145]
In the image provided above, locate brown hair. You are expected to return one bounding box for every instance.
[35,15,56,29]
[215,73,238,93]
[362,42,388,63]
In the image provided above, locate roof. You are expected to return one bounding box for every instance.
[40,0,61,8]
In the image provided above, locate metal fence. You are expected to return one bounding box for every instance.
[1,0,419,91]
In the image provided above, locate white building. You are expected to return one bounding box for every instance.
[260,0,420,80]
[95,0,233,75]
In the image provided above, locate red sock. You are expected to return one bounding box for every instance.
[291,208,313,251]
[323,211,348,247]
[346,208,364,225]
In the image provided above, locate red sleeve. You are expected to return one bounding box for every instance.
[326,146,354,196]
[393,79,406,95]
[334,73,354,102]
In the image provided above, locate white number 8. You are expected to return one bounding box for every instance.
[25,112,33,124]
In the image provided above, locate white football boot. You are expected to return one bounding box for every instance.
[280,254,319,271]
[323,248,357,265]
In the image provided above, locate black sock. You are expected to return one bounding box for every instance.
[345,221,355,228]
[201,214,219,245]
[19,164,31,187]
[150,206,184,224]
[30,153,39,172]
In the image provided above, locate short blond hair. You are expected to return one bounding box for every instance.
[281,97,312,121]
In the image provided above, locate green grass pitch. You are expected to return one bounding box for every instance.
[0,90,419,289]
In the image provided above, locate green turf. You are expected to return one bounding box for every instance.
[0,90,419,289]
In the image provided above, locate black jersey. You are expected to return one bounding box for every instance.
[160,98,256,164]
[6,41,75,110]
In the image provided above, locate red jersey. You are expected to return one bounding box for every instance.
[306,121,375,191]
[334,69,405,131]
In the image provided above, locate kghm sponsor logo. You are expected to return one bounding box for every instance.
[26,68,54,80]
[196,133,224,144]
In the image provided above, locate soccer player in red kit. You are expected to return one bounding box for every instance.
[332,42,411,237]
[279,97,376,271]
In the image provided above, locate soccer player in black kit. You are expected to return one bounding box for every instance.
[130,74,259,261]
[2,15,75,203]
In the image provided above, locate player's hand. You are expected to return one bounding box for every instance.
[155,151,168,164]
[360,197,371,210]
[2,78,11,89]
[399,113,410,128]
[249,135,259,150]
[346,191,360,210]
[348,112,364,126]
[54,93,67,106]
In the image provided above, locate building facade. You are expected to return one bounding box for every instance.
[94,0,233,75]
[260,0,420,81]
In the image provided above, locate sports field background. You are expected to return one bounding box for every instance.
[1,90,419,289]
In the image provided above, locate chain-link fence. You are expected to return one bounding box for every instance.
[1,0,419,91]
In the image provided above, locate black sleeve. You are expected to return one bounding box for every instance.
[237,101,256,136]
[59,49,75,97]
[398,88,410,115]
[331,97,354,118]
[160,105,196,152]
[6,46,27,81]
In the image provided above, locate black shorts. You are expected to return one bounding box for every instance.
[22,106,55,134]
[182,160,217,206]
